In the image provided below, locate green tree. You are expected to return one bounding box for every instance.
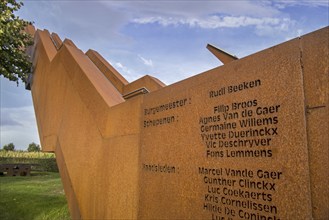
[27,142,40,152]
[3,143,15,151]
[0,0,33,84]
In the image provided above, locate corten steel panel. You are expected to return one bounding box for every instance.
[301,27,329,218]
[58,43,125,137]
[55,140,81,219]
[30,29,141,219]
[39,52,69,151]
[29,27,328,219]
[206,44,238,64]
[138,33,314,219]
[123,75,165,95]
[86,49,128,94]
[31,30,58,152]
[50,32,63,50]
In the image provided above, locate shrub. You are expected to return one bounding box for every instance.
[27,142,41,152]
[3,143,15,151]
[0,150,58,172]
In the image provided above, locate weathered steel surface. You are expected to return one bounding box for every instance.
[27,27,328,219]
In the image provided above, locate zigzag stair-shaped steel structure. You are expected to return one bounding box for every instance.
[25,26,328,219]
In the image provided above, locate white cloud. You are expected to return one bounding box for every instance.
[133,15,295,36]
[113,62,143,82]
[115,62,124,69]
[273,0,329,9]
[96,1,292,38]
[138,55,153,67]
[100,0,291,35]
[102,1,281,18]
[114,62,131,75]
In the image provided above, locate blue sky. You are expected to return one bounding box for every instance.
[1,0,328,150]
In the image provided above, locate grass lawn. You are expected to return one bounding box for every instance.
[0,172,70,220]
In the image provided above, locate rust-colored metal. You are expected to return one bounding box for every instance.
[27,27,328,219]
[206,43,238,64]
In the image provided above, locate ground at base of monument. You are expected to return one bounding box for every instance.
[0,172,70,220]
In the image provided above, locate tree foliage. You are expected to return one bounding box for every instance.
[0,0,33,84]
[27,142,40,152]
[3,143,15,151]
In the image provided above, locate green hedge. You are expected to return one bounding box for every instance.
[0,157,59,172]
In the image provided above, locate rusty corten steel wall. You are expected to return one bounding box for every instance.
[27,27,328,219]
[28,27,166,219]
